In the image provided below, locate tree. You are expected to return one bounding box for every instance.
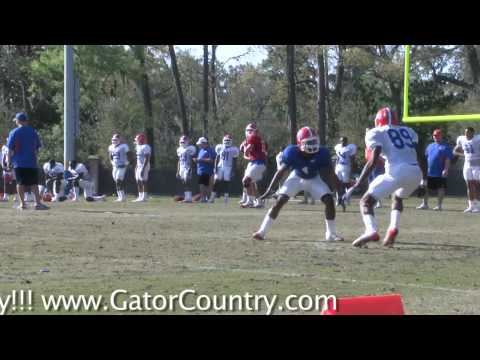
[317,46,327,145]
[202,45,209,136]
[168,45,189,136]
[210,45,218,124]
[286,45,297,144]
[130,45,155,166]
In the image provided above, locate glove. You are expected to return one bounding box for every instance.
[342,187,356,204]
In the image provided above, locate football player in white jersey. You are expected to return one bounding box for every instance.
[43,159,65,202]
[176,135,197,203]
[66,160,106,202]
[133,133,151,202]
[344,107,426,248]
[1,138,16,202]
[334,137,357,211]
[210,134,240,203]
[454,127,480,212]
[108,134,130,202]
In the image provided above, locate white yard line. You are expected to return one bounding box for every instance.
[186,265,480,295]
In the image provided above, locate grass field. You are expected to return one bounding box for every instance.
[1,195,480,315]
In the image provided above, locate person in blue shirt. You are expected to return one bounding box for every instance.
[6,112,49,210]
[252,127,344,242]
[193,137,216,203]
[417,129,453,211]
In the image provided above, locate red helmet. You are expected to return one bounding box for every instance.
[245,123,257,137]
[223,134,233,147]
[112,134,120,145]
[375,107,398,127]
[179,135,189,147]
[296,127,320,154]
[135,133,146,145]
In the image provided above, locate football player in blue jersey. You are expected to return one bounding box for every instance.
[252,126,344,242]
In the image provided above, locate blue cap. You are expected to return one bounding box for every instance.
[15,112,28,121]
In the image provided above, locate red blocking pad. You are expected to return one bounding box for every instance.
[321,294,405,315]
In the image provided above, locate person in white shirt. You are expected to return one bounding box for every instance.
[344,107,426,248]
[176,135,197,203]
[210,134,240,203]
[1,139,17,202]
[334,136,357,210]
[108,134,129,202]
[66,160,106,202]
[133,133,151,202]
[43,159,65,202]
[453,127,480,212]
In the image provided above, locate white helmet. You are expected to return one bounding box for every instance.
[179,135,189,148]
[223,134,233,147]
[112,134,120,146]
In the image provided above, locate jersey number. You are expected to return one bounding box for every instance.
[464,144,474,154]
[302,166,309,175]
[387,129,415,149]
[221,151,229,161]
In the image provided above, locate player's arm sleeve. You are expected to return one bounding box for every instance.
[364,130,382,150]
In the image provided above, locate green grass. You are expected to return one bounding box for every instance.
[1,195,480,314]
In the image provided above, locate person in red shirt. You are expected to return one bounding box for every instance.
[240,123,268,208]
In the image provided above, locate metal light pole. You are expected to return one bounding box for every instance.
[64,45,75,169]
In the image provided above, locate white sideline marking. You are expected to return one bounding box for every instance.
[186,265,480,295]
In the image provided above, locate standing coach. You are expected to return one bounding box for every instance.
[6,112,49,210]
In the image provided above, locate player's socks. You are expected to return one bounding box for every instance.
[185,191,192,202]
[224,193,229,204]
[362,214,378,234]
[240,191,247,204]
[325,219,337,238]
[389,209,401,229]
[74,187,80,201]
[258,214,273,235]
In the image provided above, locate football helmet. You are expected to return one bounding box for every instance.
[245,123,257,137]
[179,135,189,148]
[135,133,146,145]
[223,134,233,147]
[296,126,320,154]
[374,107,398,127]
[112,134,121,145]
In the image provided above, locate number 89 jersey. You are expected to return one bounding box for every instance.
[365,125,418,171]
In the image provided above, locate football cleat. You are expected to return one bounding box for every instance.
[252,231,265,240]
[464,206,473,213]
[433,206,442,211]
[416,203,429,210]
[326,234,344,242]
[352,232,380,248]
[383,228,399,248]
[240,202,254,208]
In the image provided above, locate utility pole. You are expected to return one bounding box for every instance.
[64,45,75,169]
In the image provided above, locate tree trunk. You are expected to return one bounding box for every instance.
[317,47,327,146]
[286,45,297,144]
[168,45,189,136]
[131,45,155,166]
[465,45,480,87]
[202,45,209,137]
[210,45,218,125]
[334,45,345,101]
